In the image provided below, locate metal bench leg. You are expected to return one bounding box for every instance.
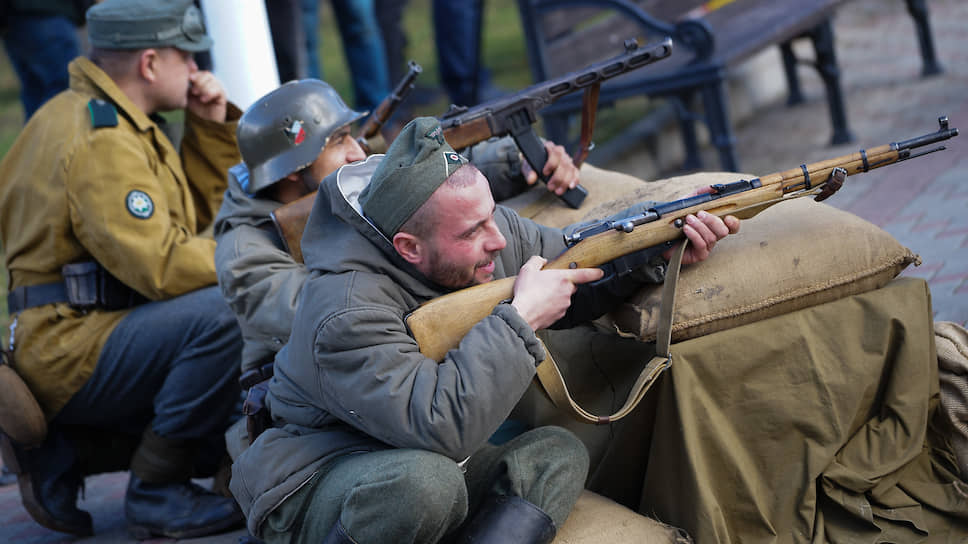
[699,82,739,172]
[672,93,703,171]
[809,19,854,145]
[779,41,806,106]
[905,0,944,77]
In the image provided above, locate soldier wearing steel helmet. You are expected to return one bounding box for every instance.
[0,0,246,539]
[214,78,582,377]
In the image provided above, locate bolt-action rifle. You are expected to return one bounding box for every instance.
[407,117,960,362]
[439,37,673,209]
[271,38,674,262]
[356,60,423,154]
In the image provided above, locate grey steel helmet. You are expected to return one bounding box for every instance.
[237,79,366,194]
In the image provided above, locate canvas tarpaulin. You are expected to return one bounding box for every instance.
[513,278,968,542]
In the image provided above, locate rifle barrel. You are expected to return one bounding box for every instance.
[895,116,958,153]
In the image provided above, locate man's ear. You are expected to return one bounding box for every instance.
[138,49,159,82]
[392,232,424,265]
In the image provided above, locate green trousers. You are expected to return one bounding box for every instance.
[261,425,589,544]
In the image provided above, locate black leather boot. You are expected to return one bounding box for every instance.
[125,428,244,539]
[455,495,557,544]
[125,475,245,539]
[1,428,93,537]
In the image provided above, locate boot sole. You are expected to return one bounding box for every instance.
[127,509,245,540]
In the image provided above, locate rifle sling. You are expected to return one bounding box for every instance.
[535,239,688,425]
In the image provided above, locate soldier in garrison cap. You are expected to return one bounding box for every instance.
[212,79,581,385]
[0,0,246,538]
[227,117,739,543]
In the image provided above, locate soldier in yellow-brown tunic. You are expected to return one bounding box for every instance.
[0,0,246,539]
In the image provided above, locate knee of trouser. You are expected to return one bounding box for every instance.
[179,287,240,332]
[521,426,590,476]
[392,451,468,513]
[182,288,243,372]
[357,450,467,516]
[342,451,469,541]
[198,290,244,345]
[505,426,591,505]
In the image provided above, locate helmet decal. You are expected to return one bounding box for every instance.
[284,120,306,145]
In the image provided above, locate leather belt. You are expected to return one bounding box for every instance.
[7,282,70,314]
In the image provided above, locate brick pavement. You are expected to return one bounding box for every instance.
[609,0,968,326]
[1,0,965,542]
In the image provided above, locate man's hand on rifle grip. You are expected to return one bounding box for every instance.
[662,186,741,265]
[511,256,604,331]
[665,210,741,265]
[521,141,580,195]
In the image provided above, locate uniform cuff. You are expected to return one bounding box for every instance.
[492,302,546,365]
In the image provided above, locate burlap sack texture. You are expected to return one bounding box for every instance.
[555,490,692,544]
[506,164,919,343]
[937,321,968,477]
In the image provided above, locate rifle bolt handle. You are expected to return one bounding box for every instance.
[674,218,685,228]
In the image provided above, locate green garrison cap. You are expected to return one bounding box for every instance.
[360,117,469,238]
[86,0,213,52]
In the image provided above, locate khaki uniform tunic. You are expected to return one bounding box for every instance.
[0,57,241,417]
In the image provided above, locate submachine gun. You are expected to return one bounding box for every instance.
[438,37,674,209]
[406,117,960,366]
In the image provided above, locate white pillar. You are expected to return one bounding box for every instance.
[200,0,281,110]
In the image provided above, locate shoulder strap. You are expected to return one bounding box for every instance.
[535,240,688,424]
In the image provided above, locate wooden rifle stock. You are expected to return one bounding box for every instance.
[440,117,495,151]
[407,117,959,362]
[270,192,315,263]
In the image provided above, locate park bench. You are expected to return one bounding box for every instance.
[515,0,943,172]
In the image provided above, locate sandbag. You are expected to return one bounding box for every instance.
[555,490,691,544]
